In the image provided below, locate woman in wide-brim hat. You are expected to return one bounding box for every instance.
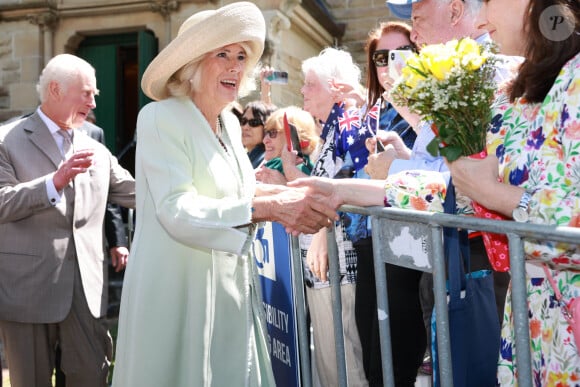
[111,2,335,386]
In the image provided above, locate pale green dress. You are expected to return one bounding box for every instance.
[112,97,275,387]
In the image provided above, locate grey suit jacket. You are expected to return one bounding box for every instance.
[0,112,135,322]
[78,121,128,248]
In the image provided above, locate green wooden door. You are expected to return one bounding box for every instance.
[138,30,157,108]
[77,43,118,151]
[77,31,158,156]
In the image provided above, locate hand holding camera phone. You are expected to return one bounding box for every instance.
[388,49,413,80]
[283,113,304,159]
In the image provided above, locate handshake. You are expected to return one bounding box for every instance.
[253,183,342,236]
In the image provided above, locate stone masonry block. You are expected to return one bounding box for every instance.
[10,83,39,111]
[13,31,39,58]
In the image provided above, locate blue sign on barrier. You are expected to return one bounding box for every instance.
[254,222,300,387]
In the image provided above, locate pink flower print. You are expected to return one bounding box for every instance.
[565,120,580,140]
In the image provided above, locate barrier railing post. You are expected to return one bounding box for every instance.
[290,235,312,387]
[326,226,348,387]
[431,225,454,387]
[370,217,396,387]
[507,233,533,387]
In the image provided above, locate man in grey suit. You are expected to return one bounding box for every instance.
[54,113,130,387]
[0,54,135,386]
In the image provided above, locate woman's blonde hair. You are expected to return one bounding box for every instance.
[265,106,321,156]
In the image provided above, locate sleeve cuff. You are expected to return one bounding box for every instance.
[45,175,62,206]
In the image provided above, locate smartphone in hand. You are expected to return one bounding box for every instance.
[266,71,289,84]
[388,50,413,80]
[283,113,304,159]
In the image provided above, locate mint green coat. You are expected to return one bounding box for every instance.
[112,97,275,386]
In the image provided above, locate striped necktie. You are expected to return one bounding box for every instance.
[57,129,73,159]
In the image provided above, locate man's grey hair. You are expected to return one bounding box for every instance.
[36,54,96,103]
[461,0,483,19]
[435,0,482,19]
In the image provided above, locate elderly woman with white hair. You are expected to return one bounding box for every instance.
[111,3,337,386]
[300,47,369,387]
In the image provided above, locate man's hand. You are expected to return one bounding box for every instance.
[110,246,129,272]
[288,177,342,210]
[254,184,338,236]
[53,150,94,191]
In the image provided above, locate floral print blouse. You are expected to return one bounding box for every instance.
[495,53,580,387]
[488,55,580,265]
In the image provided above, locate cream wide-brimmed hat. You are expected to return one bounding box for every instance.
[141,1,266,101]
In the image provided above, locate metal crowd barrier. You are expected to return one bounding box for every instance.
[290,205,580,387]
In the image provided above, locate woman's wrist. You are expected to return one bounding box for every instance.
[251,196,274,223]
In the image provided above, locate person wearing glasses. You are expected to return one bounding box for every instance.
[362,22,419,181]
[300,47,370,387]
[294,1,579,385]
[380,0,519,376]
[378,0,518,374]
[254,106,320,185]
[349,21,429,387]
[240,100,277,168]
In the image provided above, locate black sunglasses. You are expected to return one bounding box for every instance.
[263,129,279,139]
[372,45,415,67]
[240,117,263,127]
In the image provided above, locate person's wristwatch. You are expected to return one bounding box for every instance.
[512,190,533,222]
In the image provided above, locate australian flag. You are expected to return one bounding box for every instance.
[337,100,381,173]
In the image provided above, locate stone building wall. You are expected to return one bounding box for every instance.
[0,0,338,120]
[329,0,399,85]
[0,0,398,121]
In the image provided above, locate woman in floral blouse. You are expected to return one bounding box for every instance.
[450,0,580,385]
[290,0,579,384]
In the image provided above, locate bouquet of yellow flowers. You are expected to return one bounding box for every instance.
[390,38,497,161]
[392,38,512,272]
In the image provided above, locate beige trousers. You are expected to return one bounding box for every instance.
[0,262,112,387]
[307,284,369,387]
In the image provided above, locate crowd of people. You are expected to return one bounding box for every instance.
[0,0,578,386]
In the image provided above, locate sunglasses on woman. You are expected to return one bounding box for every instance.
[240,117,263,127]
[372,45,415,67]
[263,129,279,139]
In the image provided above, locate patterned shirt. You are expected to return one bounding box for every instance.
[496,53,580,387]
